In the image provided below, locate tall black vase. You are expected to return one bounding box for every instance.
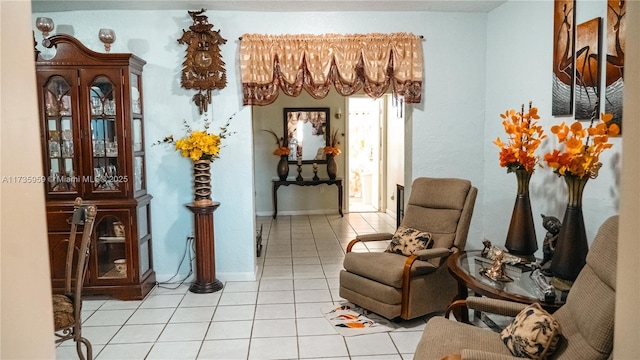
[550,175,589,289]
[327,155,337,180]
[277,155,289,180]
[504,169,538,260]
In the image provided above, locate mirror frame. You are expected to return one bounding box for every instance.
[283,107,330,164]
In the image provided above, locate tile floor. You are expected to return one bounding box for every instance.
[56,212,439,360]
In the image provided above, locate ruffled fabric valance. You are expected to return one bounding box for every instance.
[239,33,423,106]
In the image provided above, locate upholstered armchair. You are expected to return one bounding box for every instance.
[339,177,478,320]
[414,215,618,360]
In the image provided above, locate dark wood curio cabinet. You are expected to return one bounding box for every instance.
[36,34,155,300]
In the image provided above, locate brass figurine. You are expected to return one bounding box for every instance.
[481,239,492,257]
[483,249,510,282]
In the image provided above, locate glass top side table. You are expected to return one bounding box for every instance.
[447,250,566,322]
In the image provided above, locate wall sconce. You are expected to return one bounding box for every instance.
[98,28,116,52]
[35,17,55,38]
[335,108,342,119]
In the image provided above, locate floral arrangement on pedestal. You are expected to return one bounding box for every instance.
[543,102,619,288]
[493,102,546,259]
[263,129,290,180]
[156,116,233,206]
[324,128,341,179]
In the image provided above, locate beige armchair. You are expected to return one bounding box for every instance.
[414,215,618,360]
[339,177,477,320]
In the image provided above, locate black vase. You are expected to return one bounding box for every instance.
[327,155,337,180]
[277,155,289,180]
[550,175,589,288]
[504,170,537,260]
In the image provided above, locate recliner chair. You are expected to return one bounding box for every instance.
[414,215,618,360]
[339,177,477,320]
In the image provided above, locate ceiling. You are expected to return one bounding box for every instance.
[31,0,506,13]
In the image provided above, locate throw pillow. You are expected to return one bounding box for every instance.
[500,303,562,360]
[385,226,433,256]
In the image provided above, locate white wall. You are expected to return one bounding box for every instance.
[484,0,620,256]
[386,96,405,216]
[1,1,56,358]
[409,12,488,247]
[32,9,491,281]
[252,91,346,216]
[7,0,639,356]
[32,9,257,282]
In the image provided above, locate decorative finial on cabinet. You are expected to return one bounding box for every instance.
[36,17,54,38]
[98,28,116,52]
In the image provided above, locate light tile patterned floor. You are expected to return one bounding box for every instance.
[57,213,438,360]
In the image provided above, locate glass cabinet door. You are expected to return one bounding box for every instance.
[85,71,127,197]
[43,75,79,194]
[131,71,146,194]
[95,212,129,279]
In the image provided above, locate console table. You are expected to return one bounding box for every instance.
[272,178,343,218]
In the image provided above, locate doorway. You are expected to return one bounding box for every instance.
[347,96,384,212]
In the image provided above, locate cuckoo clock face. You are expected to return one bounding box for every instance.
[177,9,227,114]
[194,50,213,71]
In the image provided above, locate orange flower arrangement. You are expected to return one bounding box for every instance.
[323,128,342,157]
[263,129,290,156]
[493,102,546,173]
[544,104,619,179]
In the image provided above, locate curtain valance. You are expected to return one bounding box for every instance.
[239,33,423,106]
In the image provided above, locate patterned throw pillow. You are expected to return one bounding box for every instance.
[500,303,562,360]
[385,226,433,256]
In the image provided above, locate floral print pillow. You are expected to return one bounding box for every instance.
[385,226,433,256]
[500,303,562,360]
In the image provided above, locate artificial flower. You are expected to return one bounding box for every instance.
[156,115,233,161]
[323,128,342,157]
[263,129,290,156]
[494,101,546,173]
[544,104,619,179]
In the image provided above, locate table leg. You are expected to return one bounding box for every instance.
[452,282,469,323]
[337,182,343,217]
[272,183,278,219]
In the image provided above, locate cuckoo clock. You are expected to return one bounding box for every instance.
[178,9,227,114]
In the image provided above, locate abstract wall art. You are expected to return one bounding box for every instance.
[574,17,602,120]
[552,0,576,116]
[604,0,626,133]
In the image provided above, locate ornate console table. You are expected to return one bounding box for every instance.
[272,178,343,218]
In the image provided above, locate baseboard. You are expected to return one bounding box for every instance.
[154,271,257,285]
[255,209,343,217]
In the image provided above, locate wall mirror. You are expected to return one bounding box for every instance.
[283,107,330,164]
